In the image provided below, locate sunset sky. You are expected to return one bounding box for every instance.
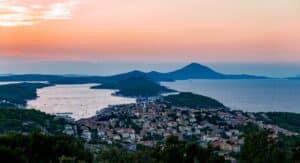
[0,0,300,63]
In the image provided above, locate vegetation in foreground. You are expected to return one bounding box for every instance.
[0,108,299,163]
[238,123,300,163]
[97,136,225,163]
[0,107,68,134]
[0,133,92,163]
[1,131,299,163]
[0,133,225,163]
[164,92,226,109]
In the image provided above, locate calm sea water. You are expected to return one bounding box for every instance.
[0,82,21,85]
[27,84,136,120]
[162,79,300,113]
[0,81,48,85]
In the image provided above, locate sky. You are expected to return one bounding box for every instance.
[0,0,300,74]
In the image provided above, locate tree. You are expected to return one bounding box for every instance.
[0,146,27,163]
[96,136,225,163]
[238,131,288,163]
[160,136,184,163]
[0,133,93,163]
[292,145,300,163]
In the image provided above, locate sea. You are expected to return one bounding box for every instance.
[1,79,299,120]
[26,84,135,120]
[161,79,300,113]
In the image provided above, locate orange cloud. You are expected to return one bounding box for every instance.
[0,0,80,27]
[0,0,300,62]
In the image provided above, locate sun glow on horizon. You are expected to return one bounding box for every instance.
[0,0,79,27]
[0,0,299,62]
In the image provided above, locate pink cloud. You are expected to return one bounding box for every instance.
[0,0,80,26]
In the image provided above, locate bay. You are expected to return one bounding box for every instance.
[162,79,300,113]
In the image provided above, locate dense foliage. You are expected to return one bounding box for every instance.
[255,112,300,133]
[0,108,67,134]
[266,112,300,133]
[238,130,288,163]
[0,82,52,106]
[0,133,93,163]
[97,136,225,163]
[92,77,174,97]
[238,125,300,163]
[164,92,225,109]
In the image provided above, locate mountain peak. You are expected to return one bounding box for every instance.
[178,63,216,73]
[166,62,222,79]
[128,70,145,74]
[189,62,203,66]
[183,63,208,69]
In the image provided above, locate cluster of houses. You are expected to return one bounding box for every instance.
[75,99,248,160]
[62,98,298,162]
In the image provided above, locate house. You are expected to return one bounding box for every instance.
[113,135,121,141]
[81,129,92,142]
[97,129,106,138]
[202,135,219,142]
[63,125,75,136]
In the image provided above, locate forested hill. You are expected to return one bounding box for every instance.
[0,107,68,134]
[256,112,300,133]
[163,92,226,109]
[91,77,174,97]
[0,83,53,106]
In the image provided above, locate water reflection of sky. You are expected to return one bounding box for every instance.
[27,84,136,120]
[162,79,300,113]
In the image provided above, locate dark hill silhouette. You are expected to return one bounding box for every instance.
[91,77,174,97]
[287,75,300,80]
[106,63,267,81]
[161,63,224,80]
[0,63,268,83]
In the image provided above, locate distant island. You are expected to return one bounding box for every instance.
[0,63,270,100]
[0,63,269,84]
[287,75,300,80]
[0,71,299,162]
[91,77,174,97]
[93,62,269,82]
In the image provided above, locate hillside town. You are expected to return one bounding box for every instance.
[62,97,299,162]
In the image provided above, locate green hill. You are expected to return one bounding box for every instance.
[256,112,300,133]
[0,83,52,106]
[164,92,226,109]
[0,108,69,134]
[91,77,174,97]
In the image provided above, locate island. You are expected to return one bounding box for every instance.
[91,77,174,97]
[287,75,300,80]
[0,82,53,107]
[0,63,270,85]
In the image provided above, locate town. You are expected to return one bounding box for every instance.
[57,96,299,162]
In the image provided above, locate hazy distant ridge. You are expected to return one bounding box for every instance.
[0,63,268,83]
[286,75,300,80]
[105,63,268,82]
